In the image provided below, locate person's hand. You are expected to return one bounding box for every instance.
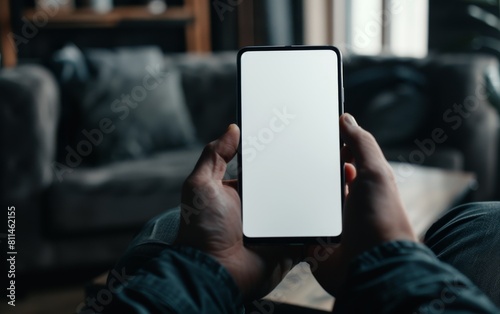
[174,124,300,302]
[307,113,417,296]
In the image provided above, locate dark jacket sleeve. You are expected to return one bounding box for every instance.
[102,244,243,314]
[333,241,499,313]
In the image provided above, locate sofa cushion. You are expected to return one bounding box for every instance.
[52,45,197,165]
[46,145,203,234]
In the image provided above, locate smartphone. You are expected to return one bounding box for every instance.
[238,46,344,244]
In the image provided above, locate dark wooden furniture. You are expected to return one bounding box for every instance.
[0,0,211,67]
[0,0,16,67]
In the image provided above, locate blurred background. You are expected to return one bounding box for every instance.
[2,0,500,313]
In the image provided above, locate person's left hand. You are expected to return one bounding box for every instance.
[174,124,301,301]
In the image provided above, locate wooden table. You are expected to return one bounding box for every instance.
[265,162,476,311]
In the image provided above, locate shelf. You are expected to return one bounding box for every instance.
[23,6,195,28]
[1,0,211,67]
[0,0,16,67]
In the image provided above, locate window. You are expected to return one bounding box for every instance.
[304,0,429,58]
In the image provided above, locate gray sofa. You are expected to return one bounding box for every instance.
[1,51,499,278]
[1,52,238,276]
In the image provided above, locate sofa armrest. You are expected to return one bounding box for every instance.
[344,54,499,200]
[1,65,60,196]
[423,54,500,200]
[0,65,60,271]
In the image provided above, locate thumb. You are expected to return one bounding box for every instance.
[340,113,387,173]
[190,124,240,180]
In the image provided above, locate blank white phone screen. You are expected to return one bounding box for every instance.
[241,49,343,238]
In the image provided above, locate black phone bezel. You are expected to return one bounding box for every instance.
[237,45,345,245]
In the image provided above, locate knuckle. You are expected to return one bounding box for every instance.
[360,131,379,149]
[351,125,375,142]
[185,175,209,188]
[203,142,227,173]
[203,142,217,156]
[368,162,396,184]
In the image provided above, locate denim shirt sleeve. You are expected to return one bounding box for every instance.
[333,241,499,314]
[103,243,244,314]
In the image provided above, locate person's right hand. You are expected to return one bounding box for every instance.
[307,113,417,296]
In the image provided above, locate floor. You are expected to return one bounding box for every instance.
[0,285,84,314]
[0,271,107,314]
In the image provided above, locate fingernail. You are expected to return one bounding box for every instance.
[227,124,235,131]
[344,113,358,126]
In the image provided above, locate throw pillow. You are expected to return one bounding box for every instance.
[53,45,196,164]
